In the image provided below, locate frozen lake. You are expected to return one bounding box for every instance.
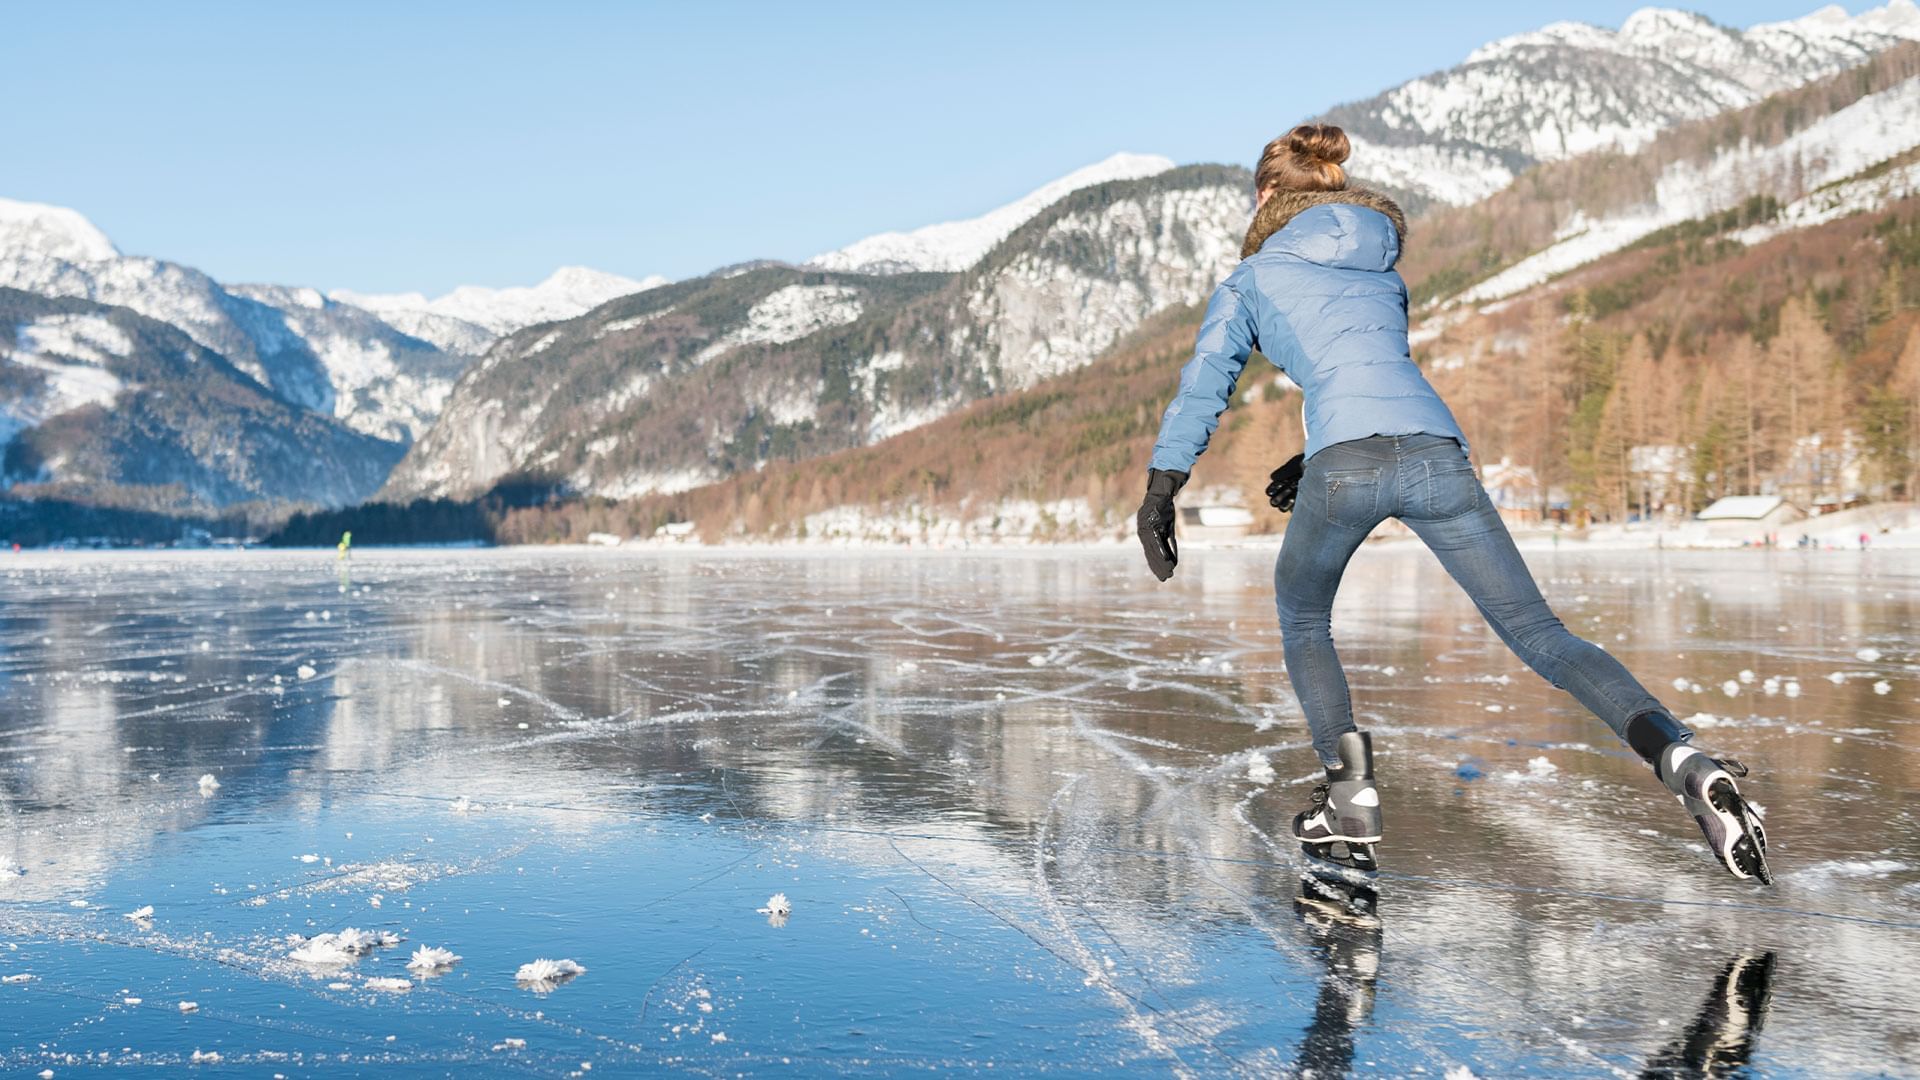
[3,545,1917,1076]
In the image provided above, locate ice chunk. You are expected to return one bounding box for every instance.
[1245,753,1276,785]
[1721,680,1740,697]
[1526,756,1558,777]
[297,664,317,680]
[124,905,154,921]
[191,1050,221,1063]
[197,774,220,794]
[1856,647,1883,662]
[363,976,412,992]
[178,1001,198,1012]
[1874,680,1892,695]
[2,973,33,983]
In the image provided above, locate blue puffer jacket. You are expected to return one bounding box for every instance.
[1149,191,1467,473]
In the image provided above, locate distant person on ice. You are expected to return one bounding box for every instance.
[1135,124,1771,885]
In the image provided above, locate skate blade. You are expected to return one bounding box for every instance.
[1302,840,1379,889]
[1709,779,1773,885]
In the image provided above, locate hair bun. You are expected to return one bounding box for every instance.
[1287,124,1351,166]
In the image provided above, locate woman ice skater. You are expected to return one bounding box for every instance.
[1136,124,1771,884]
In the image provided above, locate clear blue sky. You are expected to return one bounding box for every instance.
[5,1,1863,295]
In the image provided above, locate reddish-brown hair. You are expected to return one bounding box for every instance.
[1255,124,1351,196]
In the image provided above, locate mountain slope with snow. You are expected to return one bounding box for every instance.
[384,166,1249,503]
[807,152,1176,274]
[0,197,474,443]
[1,288,404,510]
[1400,42,1920,309]
[1322,1,1920,207]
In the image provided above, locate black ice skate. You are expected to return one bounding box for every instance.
[1292,730,1381,885]
[1628,711,1772,884]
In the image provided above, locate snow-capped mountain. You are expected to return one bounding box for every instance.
[384,166,1248,503]
[1324,1,1920,206]
[0,197,468,443]
[331,266,667,346]
[807,152,1176,274]
[0,289,404,509]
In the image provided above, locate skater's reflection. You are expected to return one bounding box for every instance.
[1639,950,1776,1078]
[1291,876,1380,1078]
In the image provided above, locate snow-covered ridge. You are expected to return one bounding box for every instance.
[1335,1,1920,204]
[0,198,118,263]
[808,152,1176,274]
[332,266,668,338]
[1454,75,1920,305]
[693,284,863,365]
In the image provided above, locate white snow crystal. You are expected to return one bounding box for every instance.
[1721,680,1740,697]
[3,973,33,983]
[1784,681,1802,698]
[406,946,461,972]
[190,1050,221,1063]
[197,774,219,793]
[1526,756,1558,778]
[296,664,317,680]
[1874,680,1893,695]
[290,936,354,966]
[1245,753,1276,786]
[493,1038,527,1051]
[124,905,154,921]
[178,1001,198,1012]
[757,893,792,917]
[1738,669,1755,684]
[292,927,400,964]
[712,1032,729,1043]
[1683,712,1724,729]
[363,976,412,992]
[0,855,20,877]
[1827,671,1847,685]
[1670,676,1690,691]
[1027,654,1048,667]
[1444,1067,1478,1080]
[1856,647,1883,662]
[515,958,586,989]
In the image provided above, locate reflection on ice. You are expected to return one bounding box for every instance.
[0,548,1917,1073]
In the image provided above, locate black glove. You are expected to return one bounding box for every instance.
[1266,453,1305,513]
[1137,468,1188,581]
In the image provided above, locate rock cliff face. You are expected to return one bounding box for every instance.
[382,167,1252,502]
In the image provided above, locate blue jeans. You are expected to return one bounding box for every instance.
[1275,434,1667,767]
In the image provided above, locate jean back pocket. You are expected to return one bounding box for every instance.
[1324,468,1382,529]
[1422,458,1480,519]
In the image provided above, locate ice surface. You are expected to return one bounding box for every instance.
[2,547,1918,1074]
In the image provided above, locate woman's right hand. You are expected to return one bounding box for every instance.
[1137,469,1188,581]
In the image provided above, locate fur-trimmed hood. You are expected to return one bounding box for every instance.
[1240,188,1407,261]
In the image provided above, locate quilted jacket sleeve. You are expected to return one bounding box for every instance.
[1148,273,1258,474]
